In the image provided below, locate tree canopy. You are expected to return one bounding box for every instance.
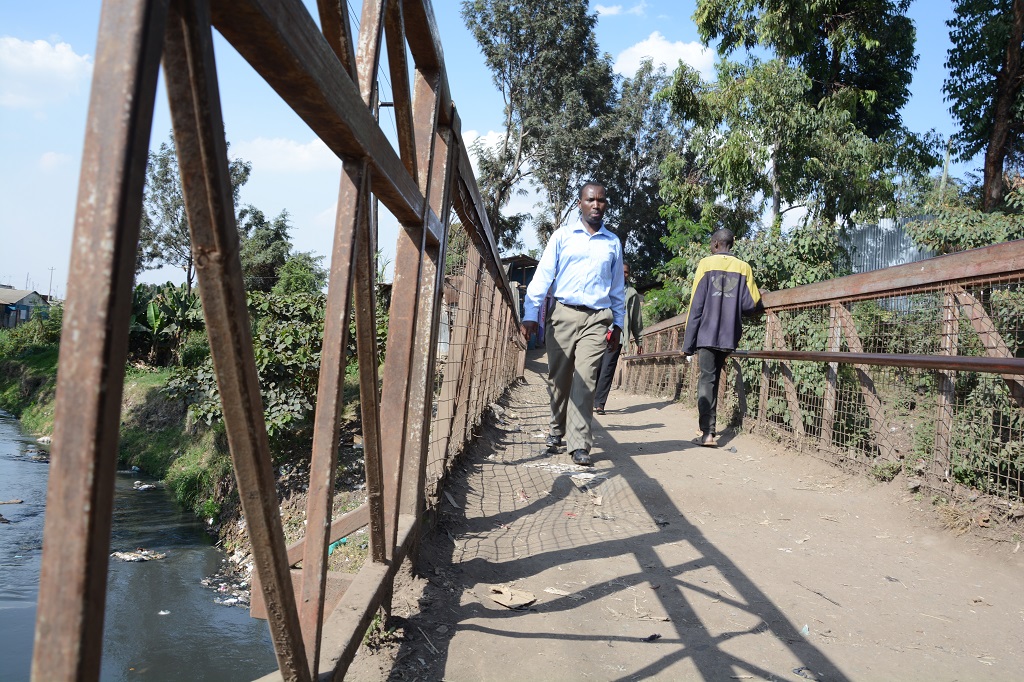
[462,0,614,250]
[944,0,1024,210]
[694,0,918,139]
[138,134,251,293]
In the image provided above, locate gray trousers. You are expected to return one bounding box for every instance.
[546,302,613,452]
[697,347,730,436]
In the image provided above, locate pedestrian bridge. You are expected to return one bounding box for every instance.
[32,0,1024,680]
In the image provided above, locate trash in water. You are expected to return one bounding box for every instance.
[641,633,662,642]
[158,610,170,616]
[111,549,167,562]
[487,585,536,609]
[132,481,157,491]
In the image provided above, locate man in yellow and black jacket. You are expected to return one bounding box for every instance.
[683,229,764,447]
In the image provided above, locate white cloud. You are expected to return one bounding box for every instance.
[232,137,339,173]
[595,1,645,16]
[0,37,92,109]
[626,1,648,15]
[614,31,715,78]
[462,129,504,178]
[38,151,71,171]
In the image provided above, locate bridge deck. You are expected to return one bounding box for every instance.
[352,350,1024,681]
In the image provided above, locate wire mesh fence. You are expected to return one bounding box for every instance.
[423,220,523,509]
[622,243,1024,505]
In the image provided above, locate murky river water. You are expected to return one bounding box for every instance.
[0,412,279,681]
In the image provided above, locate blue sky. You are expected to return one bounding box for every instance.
[1,1,965,296]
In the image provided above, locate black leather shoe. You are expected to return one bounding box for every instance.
[571,449,592,466]
[546,435,566,453]
[595,405,605,415]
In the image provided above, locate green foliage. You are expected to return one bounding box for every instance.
[660,58,939,231]
[166,292,325,445]
[648,219,850,324]
[946,377,1024,496]
[461,0,614,249]
[163,281,381,460]
[272,251,328,296]
[694,0,918,138]
[238,206,293,293]
[600,60,680,285]
[870,460,902,482]
[138,133,252,292]
[0,304,62,360]
[944,0,1024,163]
[128,282,202,366]
[445,222,471,272]
[163,427,233,518]
[907,183,1024,254]
[0,346,59,422]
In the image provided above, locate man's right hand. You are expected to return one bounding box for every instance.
[520,320,539,339]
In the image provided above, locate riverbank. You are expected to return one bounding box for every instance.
[0,347,231,521]
[0,411,280,681]
[0,346,373,586]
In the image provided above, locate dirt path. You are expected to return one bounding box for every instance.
[349,353,1024,681]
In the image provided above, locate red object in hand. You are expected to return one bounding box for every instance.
[605,329,613,343]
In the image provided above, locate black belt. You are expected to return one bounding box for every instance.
[558,301,601,315]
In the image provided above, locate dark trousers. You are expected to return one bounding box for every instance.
[697,348,730,436]
[594,342,622,408]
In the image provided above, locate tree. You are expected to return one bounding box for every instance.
[661,58,905,231]
[694,0,918,139]
[238,206,293,292]
[599,60,680,284]
[272,252,328,296]
[138,133,252,293]
[944,0,1024,211]
[906,175,1024,253]
[462,0,614,250]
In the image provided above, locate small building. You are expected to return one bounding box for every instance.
[0,287,50,329]
[501,254,542,349]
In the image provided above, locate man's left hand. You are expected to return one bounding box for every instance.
[607,326,621,348]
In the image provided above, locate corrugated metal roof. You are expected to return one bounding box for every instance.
[0,289,42,305]
[844,217,934,274]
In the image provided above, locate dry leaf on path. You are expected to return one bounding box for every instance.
[488,585,536,609]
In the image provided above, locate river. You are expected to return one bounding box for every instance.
[0,411,279,681]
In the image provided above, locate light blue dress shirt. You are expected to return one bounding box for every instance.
[523,217,626,328]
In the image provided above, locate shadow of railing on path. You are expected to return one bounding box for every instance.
[387,351,848,681]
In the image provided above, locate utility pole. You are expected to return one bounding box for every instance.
[48,267,55,299]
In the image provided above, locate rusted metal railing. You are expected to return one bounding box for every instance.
[32,1,523,680]
[623,240,1024,504]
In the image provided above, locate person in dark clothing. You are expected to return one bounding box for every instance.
[595,262,643,415]
[682,229,764,447]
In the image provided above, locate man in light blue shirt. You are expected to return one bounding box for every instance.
[520,182,626,466]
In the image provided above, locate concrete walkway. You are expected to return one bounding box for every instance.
[352,352,1024,681]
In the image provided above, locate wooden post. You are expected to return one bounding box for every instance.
[766,312,806,438]
[935,286,959,481]
[834,306,897,461]
[758,320,771,430]
[951,285,1024,406]
[820,304,842,449]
